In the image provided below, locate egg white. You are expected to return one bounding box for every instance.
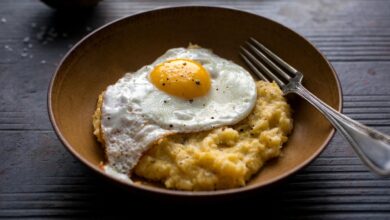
[101,47,257,177]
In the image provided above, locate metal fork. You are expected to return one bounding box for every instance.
[240,38,390,176]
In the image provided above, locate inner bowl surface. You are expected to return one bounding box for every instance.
[49,6,342,196]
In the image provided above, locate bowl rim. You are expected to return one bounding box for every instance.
[48,5,343,197]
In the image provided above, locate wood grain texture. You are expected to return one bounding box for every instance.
[0,0,389,218]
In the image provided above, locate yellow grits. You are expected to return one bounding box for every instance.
[93,81,293,191]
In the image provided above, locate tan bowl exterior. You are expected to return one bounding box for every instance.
[48,6,342,197]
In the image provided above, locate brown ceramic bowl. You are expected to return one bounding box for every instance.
[48,6,342,197]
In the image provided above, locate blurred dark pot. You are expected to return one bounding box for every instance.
[41,0,102,10]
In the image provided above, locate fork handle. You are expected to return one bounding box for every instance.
[293,84,390,176]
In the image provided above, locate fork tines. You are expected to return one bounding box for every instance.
[240,38,298,86]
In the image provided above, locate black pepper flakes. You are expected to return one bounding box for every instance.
[163,100,167,104]
[195,79,201,85]
[239,128,244,132]
[162,83,166,86]
[211,116,214,119]
[182,62,187,66]
[107,117,111,120]
[169,124,173,128]
[216,88,219,91]
[189,99,193,103]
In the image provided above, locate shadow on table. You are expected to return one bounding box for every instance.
[69,172,316,217]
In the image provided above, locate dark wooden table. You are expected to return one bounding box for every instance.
[1,0,390,218]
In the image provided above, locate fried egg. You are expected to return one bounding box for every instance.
[100,47,257,178]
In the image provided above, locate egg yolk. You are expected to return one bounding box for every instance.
[150,59,211,99]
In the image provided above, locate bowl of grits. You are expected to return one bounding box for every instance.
[48,6,342,196]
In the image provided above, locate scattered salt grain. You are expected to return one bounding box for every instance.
[1,18,6,23]
[48,28,58,38]
[4,45,13,51]
[36,32,44,40]
[28,43,33,48]
[23,37,30,43]
[31,22,37,28]
[29,54,34,59]
[21,52,28,57]
[86,26,92,32]
[36,26,47,40]
[41,60,46,64]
